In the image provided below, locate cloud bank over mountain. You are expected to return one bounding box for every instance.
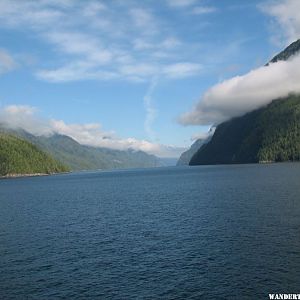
[0,105,184,157]
[179,53,300,125]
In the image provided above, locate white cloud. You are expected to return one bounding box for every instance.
[0,1,64,29]
[133,37,180,51]
[161,37,181,49]
[179,53,300,125]
[133,39,154,50]
[51,118,183,157]
[39,0,74,8]
[167,0,198,8]
[4,105,36,115]
[83,1,107,17]
[130,8,154,29]
[0,105,52,135]
[120,63,158,78]
[46,31,113,64]
[0,104,183,157]
[260,0,300,44]
[163,62,202,79]
[36,63,119,82]
[192,6,217,15]
[0,49,17,74]
[0,0,203,83]
[37,61,203,83]
[143,78,158,140]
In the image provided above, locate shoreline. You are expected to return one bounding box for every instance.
[0,171,71,180]
[0,173,49,179]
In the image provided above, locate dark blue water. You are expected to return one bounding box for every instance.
[1,164,300,299]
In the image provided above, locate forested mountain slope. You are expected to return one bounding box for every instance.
[190,95,300,165]
[0,133,69,176]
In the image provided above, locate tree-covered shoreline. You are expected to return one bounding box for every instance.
[0,133,69,176]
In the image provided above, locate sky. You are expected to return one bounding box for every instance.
[0,0,299,157]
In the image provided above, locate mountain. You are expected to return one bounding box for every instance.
[190,40,300,166]
[268,39,300,64]
[177,139,206,166]
[0,132,69,176]
[177,127,215,166]
[0,127,162,171]
[190,94,300,165]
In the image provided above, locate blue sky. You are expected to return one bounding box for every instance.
[0,0,298,157]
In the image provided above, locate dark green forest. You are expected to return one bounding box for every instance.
[0,133,69,176]
[190,94,300,165]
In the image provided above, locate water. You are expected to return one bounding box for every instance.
[1,164,300,299]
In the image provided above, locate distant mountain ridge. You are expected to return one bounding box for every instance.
[190,39,300,166]
[0,126,162,171]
